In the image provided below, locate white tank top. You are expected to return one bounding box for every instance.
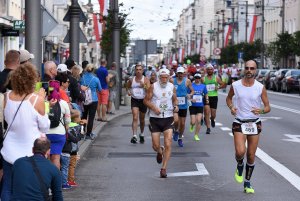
[131,76,146,99]
[232,80,263,120]
[150,82,174,118]
[1,92,50,164]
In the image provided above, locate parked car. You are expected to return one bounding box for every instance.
[256,69,270,84]
[262,70,276,89]
[281,69,300,93]
[270,69,289,91]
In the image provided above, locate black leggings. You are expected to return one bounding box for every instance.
[82,101,98,134]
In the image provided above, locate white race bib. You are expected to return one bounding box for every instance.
[132,88,144,96]
[241,122,258,135]
[206,84,216,91]
[157,98,168,112]
[177,97,186,105]
[193,95,203,103]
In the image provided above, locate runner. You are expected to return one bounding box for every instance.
[226,60,271,194]
[189,73,208,141]
[202,64,225,134]
[143,68,178,178]
[126,64,150,144]
[172,67,194,147]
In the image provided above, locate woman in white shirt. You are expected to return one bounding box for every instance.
[1,63,50,201]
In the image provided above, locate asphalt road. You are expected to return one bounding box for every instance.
[64,89,300,201]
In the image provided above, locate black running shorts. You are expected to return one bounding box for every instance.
[149,117,174,133]
[189,106,203,115]
[204,96,218,109]
[131,97,147,113]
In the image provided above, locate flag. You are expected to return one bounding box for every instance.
[93,14,101,42]
[224,24,232,47]
[248,15,258,43]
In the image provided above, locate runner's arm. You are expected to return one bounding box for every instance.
[260,86,271,114]
[172,87,179,112]
[143,84,160,115]
[226,85,237,115]
[126,79,132,96]
[187,79,194,96]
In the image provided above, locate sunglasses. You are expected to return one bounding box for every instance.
[245,66,256,70]
[194,77,201,79]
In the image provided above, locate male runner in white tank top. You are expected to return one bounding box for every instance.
[226,60,271,194]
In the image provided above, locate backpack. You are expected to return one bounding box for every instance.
[48,101,61,128]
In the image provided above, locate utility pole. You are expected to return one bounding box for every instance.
[200,26,203,48]
[25,0,41,71]
[261,0,265,68]
[282,0,285,33]
[69,0,80,63]
[112,0,121,109]
[245,1,248,43]
[231,6,235,45]
[221,10,225,48]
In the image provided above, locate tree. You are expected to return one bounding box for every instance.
[274,32,294,67]
[100,3,131,58]
[293,31,300,57]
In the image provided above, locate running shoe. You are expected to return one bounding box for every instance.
[173,131,179,141]
[68,181,78,187]
[130,136,138,144]
[62,184,72,190]
[234,169,243,183]
[244,182,255,194]
[189,124,195,132]
[160,168,167,178]
[194,135,200,141]
[156,146,164,164]
[139,134,145,144]
[206,128,211,134]
[211,118,215,128]
[178,139,184,147]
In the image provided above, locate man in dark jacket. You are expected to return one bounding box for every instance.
[65,59,82,103]
[11,137,63,201]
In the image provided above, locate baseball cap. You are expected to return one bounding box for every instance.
[57,64,70,73]
[158,68,170,76]
[194,73,201,78]
[161,64,167,69]
[206,63,214,69]
[19,49,34,63]
[176,67,185,73]
[172,60,177,65]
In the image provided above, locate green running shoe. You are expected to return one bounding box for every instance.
[194,135,200,141]
[234,169,243,183]
[244,185,255,194]
[189,124,195,132]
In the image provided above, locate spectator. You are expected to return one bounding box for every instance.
[0,50,20,93]
[43,61,58,82]
[96,59,109,121]
[65,59,82,104]
[82,60,89,72]
[1,63,50,201]
[80,64,102,140]
[19,49,34,64]
[11,137,63,201]
[107,62,119,114]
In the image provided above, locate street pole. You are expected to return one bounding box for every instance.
[210,22,213,57]
[261,0,265,68]
[231,6,235,45]
[145,40,148,67]
[112,0,121,109]
[200,26,203,49]
[222,10,225,48]
[245,1,248,43]
[282,0,285,33]
[25,0,42,71]
[69,0,80,63]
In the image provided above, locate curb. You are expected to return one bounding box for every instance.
[77,106,131,158]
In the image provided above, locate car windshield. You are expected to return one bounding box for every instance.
[260,70,268,75]
[291,71,300,76]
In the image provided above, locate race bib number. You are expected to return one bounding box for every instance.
[177,97,186,105]
[157,98,168,112]
[206,84,216,91]
[193,95,203,103]
[132,88,144,96]
[241,122,258,135]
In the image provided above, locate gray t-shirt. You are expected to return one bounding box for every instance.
[108,70,119,91]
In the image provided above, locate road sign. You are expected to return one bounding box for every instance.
[213,48,221,55]
[238,51,244,59]
[13,20,25,30]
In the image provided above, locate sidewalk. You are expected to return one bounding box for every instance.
[77,105,131,157]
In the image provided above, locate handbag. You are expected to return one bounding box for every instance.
[29,157,51,201]
[0,94,27,168]
[83,76,94,105]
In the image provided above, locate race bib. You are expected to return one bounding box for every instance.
[206,84,216,91]
[177,97,186,105]
[157,98,168,112]
[241,122,258,135]
[193,95,203,103]
[132,88,144,96]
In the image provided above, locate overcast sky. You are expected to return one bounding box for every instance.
[82,0,192,44]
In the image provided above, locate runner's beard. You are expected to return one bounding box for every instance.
[245,72,255,78]
[159,81,167,88]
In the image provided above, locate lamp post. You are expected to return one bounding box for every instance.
[261,0,265,68]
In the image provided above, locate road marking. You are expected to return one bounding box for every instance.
[167,163,209,177]
[256,148,300,191]
[220,127,231,131]
[282,134,300,143]
[267,90,300,99]
[215,122,223,126]
[260,116,282,120]
[270,104,300,115]
[228,132,233,137]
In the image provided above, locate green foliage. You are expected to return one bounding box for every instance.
[100,4,131,57]
[293,31,300,56]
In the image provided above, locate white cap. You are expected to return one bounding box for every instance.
[57,64,70,73]
[206,63,214,69]
[176,67,185,73]
[196,64,200,67]
[172,60,177,65]
[19,49,34,63]
[158,68,170,76]
[194,73,201,78]
[161,64,167,69]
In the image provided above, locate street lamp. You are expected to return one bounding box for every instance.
[216,10,225,48]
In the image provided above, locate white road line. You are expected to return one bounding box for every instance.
[228,132,233,137]
[220,127,231,131]
[167,163,209,177]
[270,104,300,114]
[215,122,223,126]
[256,148,300,191]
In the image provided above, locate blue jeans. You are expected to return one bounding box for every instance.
[60,155,70,185]
[1,159,13,201]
